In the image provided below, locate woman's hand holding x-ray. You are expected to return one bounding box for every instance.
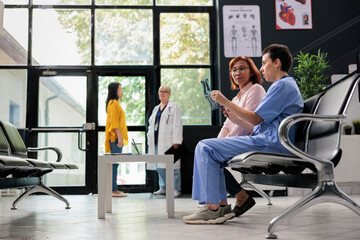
[210,90,228,106]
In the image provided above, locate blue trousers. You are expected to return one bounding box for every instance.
[110,140,123,191]
[156,168,181,191]
[192,136,264,204]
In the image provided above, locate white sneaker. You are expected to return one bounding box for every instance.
[174,190,181,198]
[153,188,166,195]
[183,205,226,224]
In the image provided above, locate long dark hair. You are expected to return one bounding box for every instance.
[105,82,121,113]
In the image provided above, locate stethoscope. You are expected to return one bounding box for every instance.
[154,105,172,129]
[166,107,172,124]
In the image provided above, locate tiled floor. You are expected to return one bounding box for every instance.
[0,193,360,240]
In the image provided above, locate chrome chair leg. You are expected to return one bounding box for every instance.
[266,181,360,239]
[12,181,71,210]
[11,186,36,210]
[323,182,360,215]
[241,180,272,205]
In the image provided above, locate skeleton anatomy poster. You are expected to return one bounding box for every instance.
[223,5,262,58]
[275,0,313,30]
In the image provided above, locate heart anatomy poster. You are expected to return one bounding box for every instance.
[223,5,262,58]
[275,0,312,30]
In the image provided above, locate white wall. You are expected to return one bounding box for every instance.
[0,69,27,127]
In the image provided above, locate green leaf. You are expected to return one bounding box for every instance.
[294,49,330,100]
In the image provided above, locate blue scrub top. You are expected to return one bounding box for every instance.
[252,76,303,153]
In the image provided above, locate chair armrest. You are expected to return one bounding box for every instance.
[27,147,63,162]
[278,113,345,181]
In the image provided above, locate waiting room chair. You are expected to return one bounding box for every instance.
[229,72,360,239]
[0,120,77,209]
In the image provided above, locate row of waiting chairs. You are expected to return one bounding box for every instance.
[0,120,78,210]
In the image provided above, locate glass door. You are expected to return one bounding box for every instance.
[28,69,93,194]
[37,75,87,187]
[28,68,154,194]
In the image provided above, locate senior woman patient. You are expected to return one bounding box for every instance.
[215,56,266,219]
[183,44,304,224]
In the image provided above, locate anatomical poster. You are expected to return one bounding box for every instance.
[275,0,313,30]
[223,5,262,58]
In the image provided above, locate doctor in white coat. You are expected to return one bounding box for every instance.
[147,86,183,197]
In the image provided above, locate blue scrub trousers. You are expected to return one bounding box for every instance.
[110,139,123,191]
[192,136,264,204]
[156,168,181,191]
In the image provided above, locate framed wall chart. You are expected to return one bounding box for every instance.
[223,5,262,58]
[275,0,313,30]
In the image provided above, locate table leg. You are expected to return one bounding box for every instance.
[98,157,106,219]
[106,163,112,213]
[165,157,175,218]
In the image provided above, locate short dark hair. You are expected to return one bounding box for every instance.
[262,44,293,73]
[105,82,121,113]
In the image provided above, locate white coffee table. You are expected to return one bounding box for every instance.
[97,154,174,219]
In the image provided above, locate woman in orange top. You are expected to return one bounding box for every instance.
[105,82,128,197]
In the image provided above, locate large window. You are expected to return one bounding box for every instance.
[32,9,91,65]
[34,0,90,4]
[98,76,146,126]
[159,12,212,124]
[0,70,27,128]
[0,9,28,65]
[160,13,210,65]
[38,76,87,127]
[0,1,215,193]
[96,0,152,6]
[161,68,211,125]
[1,1,28,5]
[95,9,153,65]
[156,0,212,6]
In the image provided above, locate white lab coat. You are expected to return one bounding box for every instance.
[147,101,183,169]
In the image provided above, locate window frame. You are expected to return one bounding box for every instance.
[0,1,217,194]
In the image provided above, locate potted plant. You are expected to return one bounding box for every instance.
[293,49,331,100]
[343,125,352,135]
[353,120,360,134]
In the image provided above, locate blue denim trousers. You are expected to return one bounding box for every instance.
[109,139,123,191]
[156,168,181,191]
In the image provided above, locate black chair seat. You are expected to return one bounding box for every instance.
[25,158,54,177]
[242,173,318,189]
[26,158,52,168]
[0,155,39,178]
[0,155,31,167]
[229,151,311,174]
[64,163,79,169]
[0,165,17,178]
[49,162,68,169]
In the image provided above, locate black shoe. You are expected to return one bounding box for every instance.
[232,196,256,217]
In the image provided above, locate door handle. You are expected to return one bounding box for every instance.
[78,123,96,151]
